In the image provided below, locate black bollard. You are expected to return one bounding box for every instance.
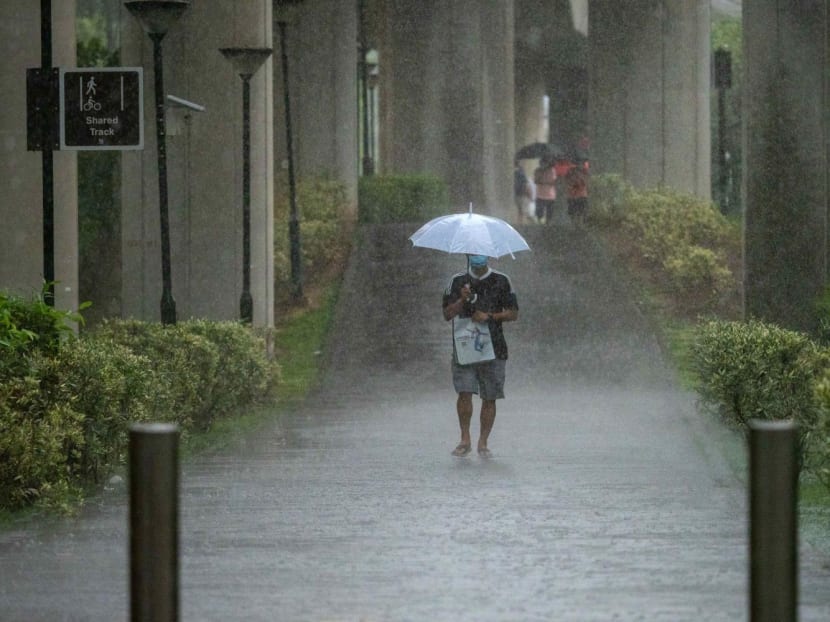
[749,419,798,622]
[129,423,180,622]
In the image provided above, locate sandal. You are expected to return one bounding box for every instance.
[451,443,471,457]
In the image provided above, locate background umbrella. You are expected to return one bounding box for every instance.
[409,204,530,259]
[515,141,565,161]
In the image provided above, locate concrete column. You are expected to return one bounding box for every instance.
[121,2,274,326]
[380,0,514,218]
[0,2,77,311]
[589,0,711,197]
[743,0,827,332]
[276,0,359,211]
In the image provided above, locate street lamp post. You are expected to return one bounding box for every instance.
[219,47,273,324]
[367,59,378,167]
[714,45,732,213]
[39,0,55,305]
[358,0,373,176]
[124,0,189,325]
[276,19,303,301]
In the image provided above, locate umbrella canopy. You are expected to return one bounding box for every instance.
[409,205,530,259]
[515,141,565,161]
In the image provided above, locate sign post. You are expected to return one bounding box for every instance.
[59,68,143,151]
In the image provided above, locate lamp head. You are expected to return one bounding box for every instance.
[124,0,189,36]
[219,48,274,78]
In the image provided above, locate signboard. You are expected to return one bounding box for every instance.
[60,67,143,150]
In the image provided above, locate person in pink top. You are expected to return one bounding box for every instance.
[533,156,557,224]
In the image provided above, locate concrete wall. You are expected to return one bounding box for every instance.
[379,0,515,219]
[742,0,827,331]
[276,0,359,211]
[120,2,274,326]
[0,2,78,310]
[589,0,711,198]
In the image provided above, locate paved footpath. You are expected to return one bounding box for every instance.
[2,223,830,621]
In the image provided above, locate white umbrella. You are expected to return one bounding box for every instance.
[409,204,530,259]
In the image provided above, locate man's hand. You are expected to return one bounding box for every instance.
[472,310,491,323]
[461,284,472,302]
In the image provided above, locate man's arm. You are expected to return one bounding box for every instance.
[470,285,518,323]
[443,283,472,321]
[471,307,517,323]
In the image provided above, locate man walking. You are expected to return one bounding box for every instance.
[442,254,519,457]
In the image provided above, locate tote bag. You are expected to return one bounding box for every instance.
[453,316,496,365]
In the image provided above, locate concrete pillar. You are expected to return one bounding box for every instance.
[379,0,514,219]
[121,2,274,326]
[0,2,78,311]
[743,0,827,332]
[276,0,359,211]
[589,0,711,197]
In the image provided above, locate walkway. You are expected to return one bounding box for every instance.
[2,223,830,621]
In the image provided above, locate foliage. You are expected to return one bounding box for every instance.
[274,177,354,292]
[92,320,280,432]
[690,319,827,432]
[815,287,830,346]
[663,246,733,300]
[37,339,155,484]
[0,317,280,512]
[358,174,449,224]
[585,173,633,227]
[809,375,830,490]
[0,289,86,376]
[0,372,85,511]
[588,176,739,311]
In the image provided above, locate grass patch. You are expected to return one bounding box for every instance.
[272,285,339,400]
[663,321,698,390]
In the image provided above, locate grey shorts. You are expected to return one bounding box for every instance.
[451,357,506,400]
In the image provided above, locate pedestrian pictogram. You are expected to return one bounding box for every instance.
[60,67,144,150]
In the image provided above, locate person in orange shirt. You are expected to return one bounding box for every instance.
[565,160,589,226]
[533,157,557,224]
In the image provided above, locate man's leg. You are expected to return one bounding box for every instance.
[478,399,496,452]
[457,392,473,448]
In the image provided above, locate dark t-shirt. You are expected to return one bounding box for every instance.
[443,269,519,360]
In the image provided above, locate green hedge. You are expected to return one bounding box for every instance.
[691,319,827,429]
[0,289,83,375]
[274,177,353,288]
[0,305,280,512]
[91,319,280,432]
[589,174,738,309]
[358,174,449,223]
[690,318,830,486]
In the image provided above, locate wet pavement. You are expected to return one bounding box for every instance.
[2,222,830,621]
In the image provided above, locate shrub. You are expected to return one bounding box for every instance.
[0,316,280,512]
[0,372,85,510]
[275,177,353,288]
[171,319,280,416]
[591,181,738,313]
[586,173,633,227]
[40,338,156,483]
[690,319,827,432]
[0,289,86,376]
[358,174,449,223]
[91,319,279,431]
[810,377,830,488]
[663,246,733,296]
[91,320,216,430]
